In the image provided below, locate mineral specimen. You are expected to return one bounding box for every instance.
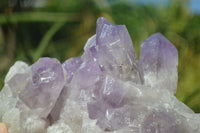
[0,17,200,133]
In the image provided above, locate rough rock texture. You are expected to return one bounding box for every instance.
[0,17,200,133]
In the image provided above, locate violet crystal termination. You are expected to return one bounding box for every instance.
[0,17,199,133]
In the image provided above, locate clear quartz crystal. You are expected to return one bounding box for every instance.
[0,17,199,133]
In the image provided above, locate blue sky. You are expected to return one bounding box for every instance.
[190,0,200,14]
[128,0,200,14]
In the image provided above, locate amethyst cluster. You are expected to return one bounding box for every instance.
[0,17,199,133]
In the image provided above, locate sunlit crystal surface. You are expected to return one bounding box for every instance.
[0,17,199,133]
[139,33,178,93]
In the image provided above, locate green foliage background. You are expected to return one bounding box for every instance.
[0,0,200,112]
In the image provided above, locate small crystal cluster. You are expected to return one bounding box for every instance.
[0,17,200,133]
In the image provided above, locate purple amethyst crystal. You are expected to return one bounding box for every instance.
[20,57,65,117]
[95,17,142,83]
[63,57,83,83]
[139,33,178,93]
[0,17,199,133]
[82,35,97,61]
[142,110,188,133]
[50,57,83,121]
[69,59,103,103]
[100,75,125,108]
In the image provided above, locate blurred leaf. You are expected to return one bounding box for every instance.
[0,12,79,24]
[32,22,65,62]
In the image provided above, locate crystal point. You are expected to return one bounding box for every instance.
[20,57,65,117]
[96,17,142,83]
[139,33,178,93]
